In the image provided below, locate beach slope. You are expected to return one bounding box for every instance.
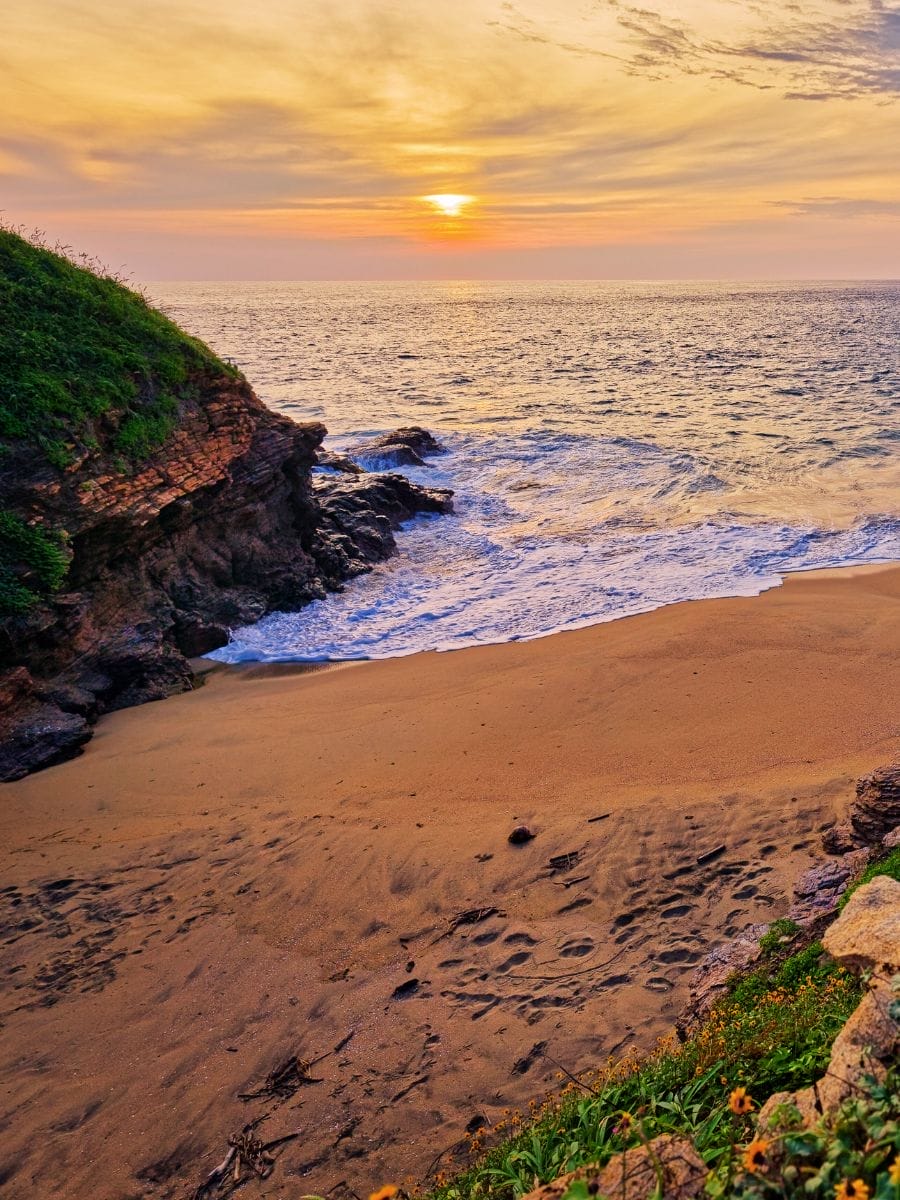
[0,566,897,1198]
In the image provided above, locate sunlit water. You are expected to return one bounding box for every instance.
[148,281,900,660]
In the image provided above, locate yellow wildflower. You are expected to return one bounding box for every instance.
[729,1086,754,1115]
[889,1157,900,1188]
[369,1188,398,1200]
[742,1138,769,1174]
[835,1181,870,1200]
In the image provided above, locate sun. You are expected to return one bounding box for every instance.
[423,193,475,217]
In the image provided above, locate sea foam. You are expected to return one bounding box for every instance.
[147,280,900,663]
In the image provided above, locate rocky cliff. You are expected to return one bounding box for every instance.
[0,231,451,779]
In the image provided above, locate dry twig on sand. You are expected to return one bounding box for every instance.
[431,907,506,943]
[192,1123,300,1198]
[547,851,582,873]
[238,1055,324,1101]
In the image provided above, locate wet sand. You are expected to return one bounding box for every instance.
[1,565,898,1199]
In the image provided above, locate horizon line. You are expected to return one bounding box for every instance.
[141,275,900,285]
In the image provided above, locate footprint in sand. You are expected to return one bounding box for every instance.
[472,929,501,946]
[743,865,774,880]
[657,946,700,964]
[645,976,675,992]
[557,936,595,959]
[732,884,758,900]
[612,908,646,928]
[496,951,533,973]
[504,931,539,946]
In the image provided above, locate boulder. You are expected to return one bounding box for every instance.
[822,875,900,972]
[822,821,863,855]
[757,1087,819,1134]
[0,695,91,780]
[347,426,446,470]
[814,979,898,1112]
[313,473,453,566]
[316,448,365,475]
[787,853,869,926]
[821,763,900,855]
[851,765,900,845]
[520,1136,706,1200]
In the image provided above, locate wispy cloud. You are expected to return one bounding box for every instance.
[602,0,900,99]
[771,195,900,217]
[1,0,898,276]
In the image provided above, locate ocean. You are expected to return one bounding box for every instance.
[148,280,900,661]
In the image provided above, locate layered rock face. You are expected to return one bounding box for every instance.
[0,376,451,779]
[822,764,900,853]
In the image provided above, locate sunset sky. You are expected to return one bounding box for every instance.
[3,0,899,279]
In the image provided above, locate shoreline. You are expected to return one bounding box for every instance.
[202,559,900,676]
[1,563,898,1198]
[204,558,900,668]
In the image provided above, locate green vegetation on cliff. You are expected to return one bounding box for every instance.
[0,510,69,616]
[0,227,239,616]
[0,227,235,466]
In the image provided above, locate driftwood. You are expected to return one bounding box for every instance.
[547,851,582,873]
[696,844,726,866]
[432,907,506,943]
[239,1055,324,1101]
[192,1123,300,1198]
[554,874,590,890]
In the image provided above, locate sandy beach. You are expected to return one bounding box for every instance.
[1,565,898,1200]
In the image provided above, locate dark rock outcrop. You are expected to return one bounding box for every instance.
[850,764,900,844]
[1,383,452,780]
[347,425,446,469]
[0,668,92,778]
[315,448,365,475]
[822,763,900,854]
[786,851,870,926]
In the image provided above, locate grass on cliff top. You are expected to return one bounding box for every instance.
[0,226,240,617]
[422,854,900,1200]
[0,225,236,466]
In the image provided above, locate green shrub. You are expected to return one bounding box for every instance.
[0,510,69,616]
[758,919,801,957]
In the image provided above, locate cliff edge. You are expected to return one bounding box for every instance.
[0,230,451,779]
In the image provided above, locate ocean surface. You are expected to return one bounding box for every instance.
[148,281,900,661]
